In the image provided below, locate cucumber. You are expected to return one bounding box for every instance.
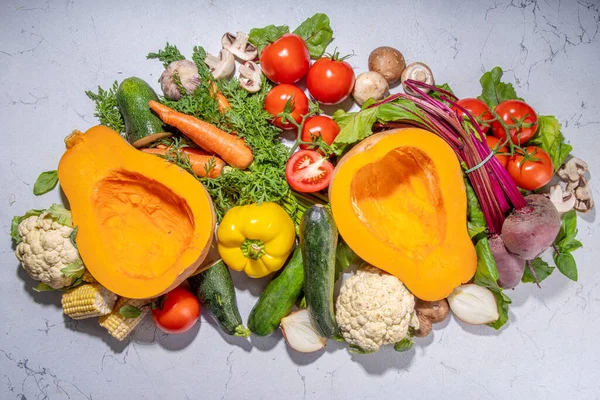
[300,205,338,338]
[116,77,165,143]
[188,260,250,337]
[247,247,304,336]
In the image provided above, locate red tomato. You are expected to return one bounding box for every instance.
[300,116,341,152]
[491,100,538,144]
[285,150,334,193]
[264,84,309,130]
[306,57,355,104]
[152,286,200,334]
[260,34,310,84]
[506,146,554,191]
[453,98,493,134]
[485,136,509,168]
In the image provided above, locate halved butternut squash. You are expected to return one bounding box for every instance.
[58,126,215,298]
[329,128,476,301]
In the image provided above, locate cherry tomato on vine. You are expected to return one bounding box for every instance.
[506,146,553,191]
[264,84,309,130]
[491,100,538,144]
[300,116,341,152]
[152,286,200,334]
[452,98,493,134]
[306,55,355,104]
[285,150,334,193]
[485,136,509,168]
[260,34,310,84]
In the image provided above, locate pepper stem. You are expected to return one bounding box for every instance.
[241,239,266,260]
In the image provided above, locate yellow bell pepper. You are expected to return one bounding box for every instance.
[217,202,296,278]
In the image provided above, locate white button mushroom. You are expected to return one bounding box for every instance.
[401,62,435,93]
[238,61,262,93]
[352,71,389,106]
[221,32,258,62]
[205,49,235,80]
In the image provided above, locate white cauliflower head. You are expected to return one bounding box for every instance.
[15,212,79,289]
[336,266,419,353]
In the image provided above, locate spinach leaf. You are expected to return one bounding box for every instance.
[528,116,572,171]
[522,258,554,284]
[248,25,290,54]
[478,67,522,108]
[33,170,58,196]
[292,13,333,59]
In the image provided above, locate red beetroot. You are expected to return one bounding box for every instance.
[488,235,526,289]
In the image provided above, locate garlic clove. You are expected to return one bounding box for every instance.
[280,309,327,353]
[447,284,499,325]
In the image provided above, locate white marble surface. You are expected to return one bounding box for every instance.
[1,0,600,399]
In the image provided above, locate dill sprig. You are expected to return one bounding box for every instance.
[85,81,125,133]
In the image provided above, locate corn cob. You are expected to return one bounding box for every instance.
[99,297,148,341]
[62,284,117,320]
[81,270,97,283]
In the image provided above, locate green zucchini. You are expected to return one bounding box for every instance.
[300,205,338,338]
[116,77,165,143]
[247,247,304,336]
[188,260,250,337]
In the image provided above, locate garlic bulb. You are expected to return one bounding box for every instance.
[447,284,499,325]
[160,60,200,100]
[280,310,327,353]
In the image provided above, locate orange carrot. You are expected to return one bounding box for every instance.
[141,147,225,178]
[210,82,231,113]
[148,100,253,170]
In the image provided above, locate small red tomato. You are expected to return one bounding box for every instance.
[306,56,355,104]
[506,146,554,191]
[264,84,309,130]
[300,116,341,152]
[152,286,200,334]
[491,100,538,145]
[260,34,310,84]
[453,98,493,134]
[485,136,509,168]
[285,150,334,193]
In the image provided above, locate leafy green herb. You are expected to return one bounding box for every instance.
[85,81,125,133]
[119,305,143,318]
[11,209,44,243]
[248,24,290,53]
[61,260,85,279]
[33,170,58,196]
[528,116,572,171]
[522,258,554,284]
[33,282,55,292]
[147,42,185,68]
[46,204,73,227]
[292,13,334,59]
[478,67,522,108]
[394,338,414,352]
[554,252,578,281]
[488,291,511,330]
[553,210,580,281]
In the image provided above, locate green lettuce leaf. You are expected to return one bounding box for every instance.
[292,13,333,59]
[478,67,522,108]
[248,24,290,54]
[522,258,554,284]
[33,170,58,196]
[528,116,572,171]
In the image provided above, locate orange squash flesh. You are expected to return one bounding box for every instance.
[330,128,477,301]
[58,126,215,299]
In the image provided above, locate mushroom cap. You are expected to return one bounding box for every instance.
[205,48,235,80]
[221,31,258,62]
[239,61,262,93]
[352,71,389,106]
[368,46,406,85]
[401,62,435,91]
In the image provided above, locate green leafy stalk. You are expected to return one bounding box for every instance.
[85,81,125,133]
[552,210,580,281]
[33,170,58,196]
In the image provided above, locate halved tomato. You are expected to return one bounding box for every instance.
[285,150,334,193]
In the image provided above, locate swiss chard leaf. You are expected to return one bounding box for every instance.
[528,116,572,171]
[522,258,554,284]
[292,13,333,59]
[478,67,522,108]
[33,170,58,196]
[11,209,45,243]
[248,25,290,54]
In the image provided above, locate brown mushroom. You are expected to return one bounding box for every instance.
[415,298,450,324]
[368,46,406,85]
[412,313,432,337]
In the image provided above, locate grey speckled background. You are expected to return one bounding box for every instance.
[1,0,599,399]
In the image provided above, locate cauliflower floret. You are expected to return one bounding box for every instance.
[336,266,419,353]
[15,215,79,289]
